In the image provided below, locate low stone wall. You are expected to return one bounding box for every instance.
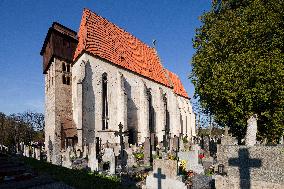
[216,145,284,189]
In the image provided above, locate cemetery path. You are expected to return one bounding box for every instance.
[0,153,74,189]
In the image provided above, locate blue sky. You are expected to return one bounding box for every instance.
[0,0,211,115]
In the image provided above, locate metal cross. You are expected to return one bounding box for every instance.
[114,122,128,172]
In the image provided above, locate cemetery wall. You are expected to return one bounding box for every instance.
[72,53,195,144]
[216,145,284,189]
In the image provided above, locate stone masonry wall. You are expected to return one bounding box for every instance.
[216,145,284,189]
[45,57,73,164]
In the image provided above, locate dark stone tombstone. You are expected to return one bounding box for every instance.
[209,138,217,157]
[203,136,210,155]
[200,136,204,149]
[150,133,156,151]
[144,137,151,165]
[173,135,179,151]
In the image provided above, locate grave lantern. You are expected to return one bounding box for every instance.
[218,164,224,175]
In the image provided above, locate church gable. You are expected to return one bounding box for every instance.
[73,8,170,87]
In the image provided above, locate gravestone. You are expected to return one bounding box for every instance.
[178,144,204,174]
[280,135,284,145]
[169,137,174,151]
[173,136,179,151]
[113,144,120,156]
[102,148,115,174]
[145,159,187,189]
[203,136,210,155]
[83,144,88,158]
[124,136,129,149]
[62,148,72,168]
[88,144,98,171]
[209,138,217,157]
[179,137,184,152]
[144,137,151,165]
[24,145,30,157]
[245,114,258,146]
[35,148,41,160]
[125,148,136,168]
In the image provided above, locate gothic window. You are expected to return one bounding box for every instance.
[180,113,183,135]
[62,75,66,84]
[163,94,170,134]
[66,76,70,85]
[147,89,155,133]
[66,64,70,72]
[62,63,66,72]
[102,73,108,130]
[185,116,188,134]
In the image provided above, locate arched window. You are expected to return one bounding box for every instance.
[147,88,155,133]
[163,94,170,134]
[62,63,66,72]
[66,64,70,73]
[102,73,108,130]
[62,75,66,84]
[66,76,70,85]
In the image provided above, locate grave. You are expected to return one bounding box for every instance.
[88,143,98,171]
[145,159,187,189]
[102,148,115,174]
[215,117,284,189]
[144,137,151,165]
[245,114,258,146]
[178,144,204,174]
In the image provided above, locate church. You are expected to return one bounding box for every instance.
[41,8,196,164]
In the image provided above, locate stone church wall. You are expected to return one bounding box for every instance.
[45,57,73,164]
[72,53,195,145]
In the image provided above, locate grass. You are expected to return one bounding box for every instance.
[21,157,137,189]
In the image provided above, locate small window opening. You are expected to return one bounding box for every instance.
[62,75,66,84]
[62,63,66,72]
[66,76,70,85]
[67,64,70,73]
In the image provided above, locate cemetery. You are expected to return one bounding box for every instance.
[0,1,283,189]
[2,113,283,189]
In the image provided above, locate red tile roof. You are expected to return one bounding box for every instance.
[74,8,189,98]
[165,70,189,98]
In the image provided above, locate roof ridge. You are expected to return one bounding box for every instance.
[84,8,156,51]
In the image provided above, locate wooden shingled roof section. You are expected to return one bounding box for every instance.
[74,8,189,98]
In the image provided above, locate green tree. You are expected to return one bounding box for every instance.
[191,0,284,143]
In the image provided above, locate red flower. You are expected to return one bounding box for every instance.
[198,154,205,159]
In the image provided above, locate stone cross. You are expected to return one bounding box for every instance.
[228,148,261,189]
[245,114,258,146]
[153,168,166,189]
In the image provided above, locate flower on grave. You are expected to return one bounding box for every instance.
[198,153,205,159]
[133,152,144,161]
[178,160,187,175]
[168,154,176,160]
